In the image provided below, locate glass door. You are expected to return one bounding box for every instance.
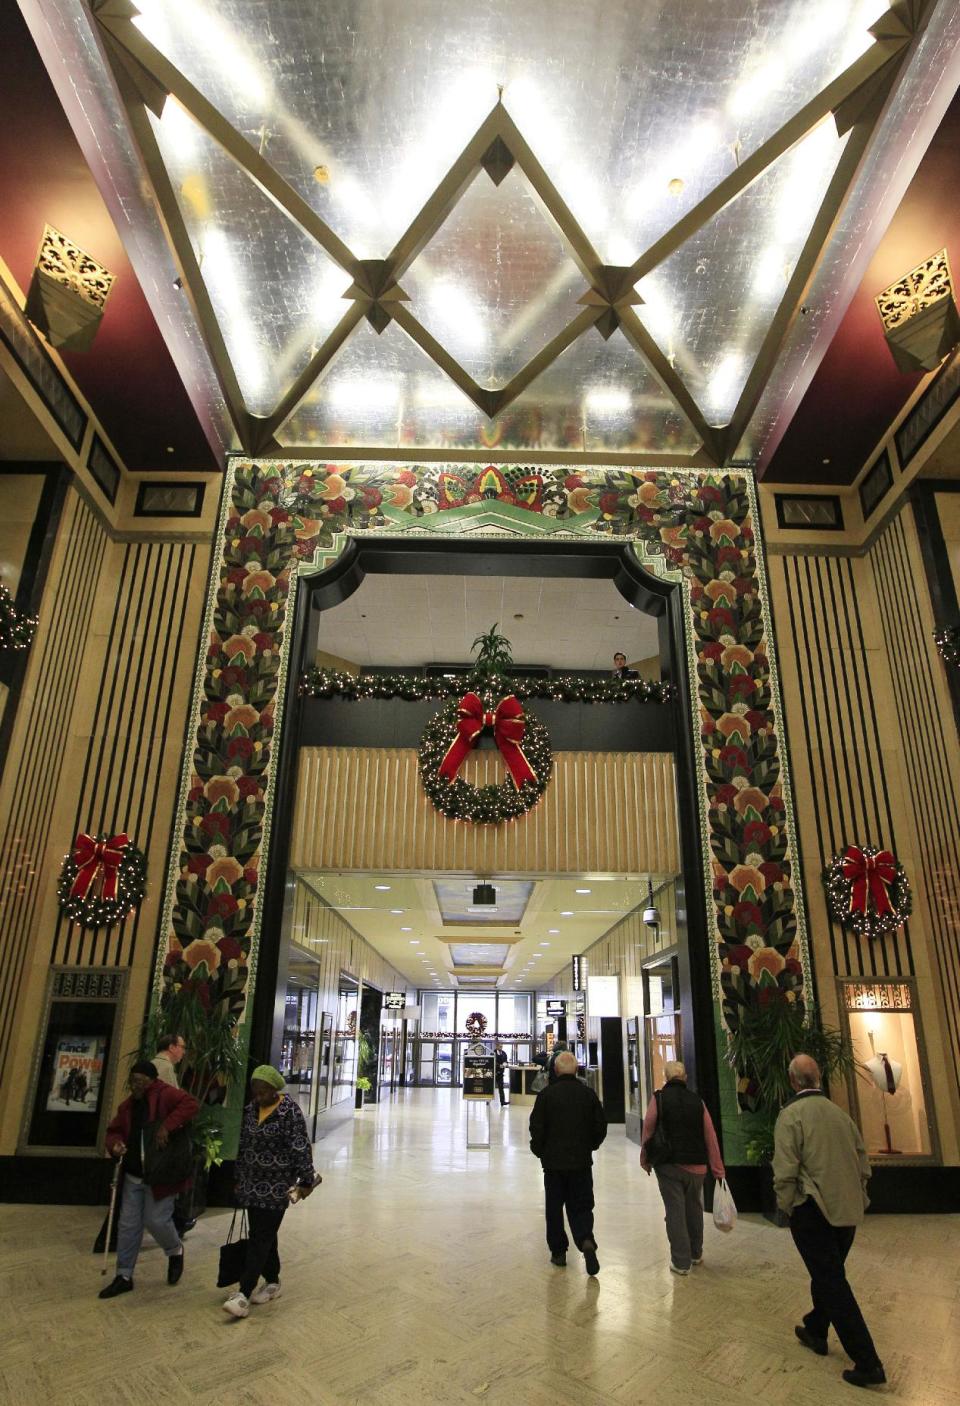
[332,973,359,1107]
[642,957,681,1096]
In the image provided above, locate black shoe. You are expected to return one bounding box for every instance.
[842,1365,886,1389]
[581,1238,600,1276]
[550,1251,567,1267]
[795,1325,828,1356]
[167,1250,184,1285]
[99,1275,133,1299]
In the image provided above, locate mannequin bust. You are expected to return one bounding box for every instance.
[864,1052,902,1094]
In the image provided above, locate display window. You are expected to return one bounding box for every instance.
[839,979,939,1162]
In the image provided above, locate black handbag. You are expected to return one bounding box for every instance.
[217,1208,249,1288]
[144,1122,194,1187]
[642,1089,674,1167]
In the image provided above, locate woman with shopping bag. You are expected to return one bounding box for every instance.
[221,1065,319,1319]
[639,1060,728,1274]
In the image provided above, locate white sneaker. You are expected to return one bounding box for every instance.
[669,1262,690,1276]
[249,1282,282,1305]
[222,1291,250,1318]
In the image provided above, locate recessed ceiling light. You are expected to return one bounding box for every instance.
[540,942,550,947]
[401,926,412,932]
[548,929,559,934]
[560,911,573,917]
[374,884,391,891]
[390,909,403,915]
[575,888,591,894]
[409,940,420,945]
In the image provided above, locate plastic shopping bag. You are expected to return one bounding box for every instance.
[713,1177,737,1233]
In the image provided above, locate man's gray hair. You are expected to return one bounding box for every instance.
[789,1054,821,1089]
[554,1051,578,1075]
[663,1060,686,1082]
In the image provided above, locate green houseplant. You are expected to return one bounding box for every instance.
[355,1076,372,1109]
[725,997,855,1220]
[470,622,514,678]
[140,990,244,1215]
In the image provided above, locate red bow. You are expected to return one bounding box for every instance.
[438,693,536,791]
[841,846,895,917]
[70,833,129,901]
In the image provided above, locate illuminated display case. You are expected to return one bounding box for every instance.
[837,979,940,1164]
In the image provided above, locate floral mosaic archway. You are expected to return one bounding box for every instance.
[157,460,809,1149]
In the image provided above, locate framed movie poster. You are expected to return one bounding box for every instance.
[22,966,127,1154]
[46,1035,107,1112]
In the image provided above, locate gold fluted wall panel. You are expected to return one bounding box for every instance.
[291,748,679,875]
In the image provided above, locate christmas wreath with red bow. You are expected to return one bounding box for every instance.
[418,689,552,824]
[57,831,147,929]
[823,843,912,939]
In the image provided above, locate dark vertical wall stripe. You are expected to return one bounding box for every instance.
[870,515,960,1098]
[0,495,107,1081]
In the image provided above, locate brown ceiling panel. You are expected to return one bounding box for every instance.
[0,8,218,472]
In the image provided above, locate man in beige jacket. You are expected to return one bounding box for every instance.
[152,1033,186,1088]
[773,1054,884,1389]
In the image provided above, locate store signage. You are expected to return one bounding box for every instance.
[384,992,405,1010]
[462,1053,496,1101]
[571,955,584,991]
[546,1000,566,1016]
[587,974,620,1018]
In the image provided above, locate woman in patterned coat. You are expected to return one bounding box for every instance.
[222,1064,318,1318]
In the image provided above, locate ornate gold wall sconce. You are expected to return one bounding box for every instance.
[875,247,960,374]
[25,225,116,353]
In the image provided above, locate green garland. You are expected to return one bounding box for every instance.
[0,583,37,652]
[418,696,553,824]
[302,667,672,705]
[934,624,960,667]
[57,839,147,929]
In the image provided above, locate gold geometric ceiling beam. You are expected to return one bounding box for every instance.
[94,9,361,278]
[718,1,935,462]
[104,38,254,451]
[718,69,909,463]
[251,301,368,455]
[616,21,913,300]
[491,306,607,414]
[617,308,724,466]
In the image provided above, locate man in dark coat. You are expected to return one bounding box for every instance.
[529,1051,607,1274]
[98,1060,199,1299]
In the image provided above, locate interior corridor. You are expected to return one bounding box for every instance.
[1,1089,958,1406]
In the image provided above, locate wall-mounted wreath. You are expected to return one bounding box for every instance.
[57,831,147,929]
[418,691,553,824]
[823,844,912,939]
[464,1011,489,1039]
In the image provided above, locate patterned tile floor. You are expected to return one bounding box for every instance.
[1,1089,958,1405]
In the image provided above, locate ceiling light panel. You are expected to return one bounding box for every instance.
[147,105,351,416]
[403,167,586,389]
[635,123,850,427]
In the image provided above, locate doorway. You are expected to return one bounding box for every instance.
[250,535,717,1138]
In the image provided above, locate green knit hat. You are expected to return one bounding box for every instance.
[251,1064,285,1091]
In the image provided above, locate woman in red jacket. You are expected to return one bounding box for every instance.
[99,1060,199,1299]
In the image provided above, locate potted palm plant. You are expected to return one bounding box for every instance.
[140,990,244,1217]
[725,998,855,1224]
[470,622,514,679]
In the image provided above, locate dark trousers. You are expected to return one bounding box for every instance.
[654,1164,704,1270]
[496,1077,506,1106]
[543,1167,595,1253]
[790,1199,881,1369]
[239,1206,286,1298]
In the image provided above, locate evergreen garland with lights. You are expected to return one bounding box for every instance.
[0,583,37,652]
[418,695,552,824]
[57,837,147,929]
[823,845,912,939]
[934,623,960,668]
[302,667,672,705]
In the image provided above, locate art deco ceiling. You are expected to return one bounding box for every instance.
[17,0,960,467]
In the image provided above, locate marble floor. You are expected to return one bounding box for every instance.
[1,1089,958,1406]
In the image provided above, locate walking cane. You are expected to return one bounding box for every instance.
[102,1159,122,1276]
